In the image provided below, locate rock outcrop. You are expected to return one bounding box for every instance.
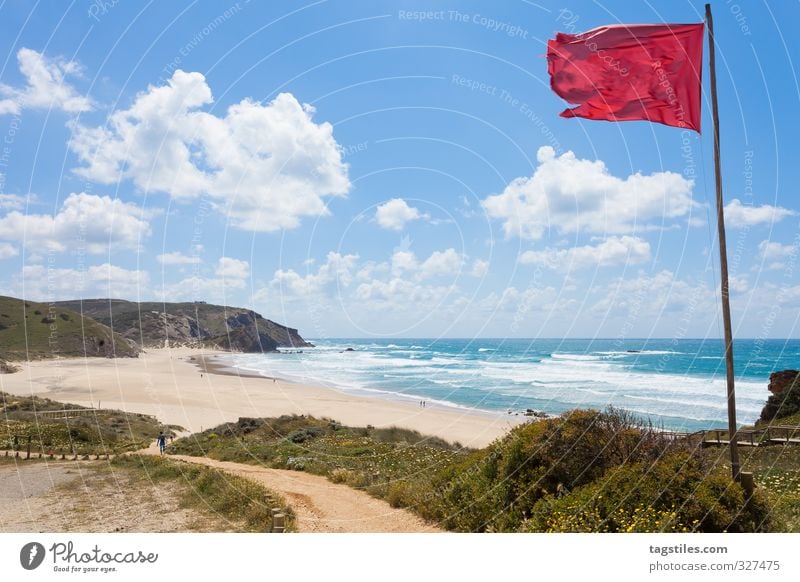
[760,370,800,422]
[54,299,311,353]
[768,370,800,396]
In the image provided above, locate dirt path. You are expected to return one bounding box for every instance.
[141,445,441,533]
[0,459,238,532]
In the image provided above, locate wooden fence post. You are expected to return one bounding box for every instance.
[741,472,755,497]
[272,513,285,533]
[270,508,282,533]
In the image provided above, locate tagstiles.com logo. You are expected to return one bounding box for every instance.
[19,541,158,574]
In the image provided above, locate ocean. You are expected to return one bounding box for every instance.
[219,338,800,432]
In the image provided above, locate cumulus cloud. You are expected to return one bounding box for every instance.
[0,192,155,254]
[757,240,797,271]
[70,70,349,231]
[271,252,359,297]
[354,277,455,308]
[729,275,750,294]
[0,194,29,210]
[519,236,651,270]
[0,48,92,115]
[215,257,249,282]
[479,285,560,313]
[759,240,796,261]
[153,256,252,300]
[157,251,201,265]
[592,270,712,317]
[470,258,489,277]
[270,246,470,313]
[375,198,424,231]
[418,248,463,279]
[482,146,696,239]
[388,248,466,280]
[16,263,149,301]
[0,242,19,259]
[724,199,796,228]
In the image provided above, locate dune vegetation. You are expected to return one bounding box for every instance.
[169,407,788,533]
[1,391,177,455]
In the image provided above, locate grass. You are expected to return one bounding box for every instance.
[1,391,181,455]
[170,415,469,509]
[734,445,800,532]
[678,413,800,531]
[170,410,793,533]
[0,295,137,359]
[111,454,295,532]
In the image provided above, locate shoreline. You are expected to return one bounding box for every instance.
[192,352,518,419]
[0,348,525,448]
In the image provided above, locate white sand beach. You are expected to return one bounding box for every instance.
[0,348,524,448]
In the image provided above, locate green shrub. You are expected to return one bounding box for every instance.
[386,481,411,508]
[425,408,677,531]
[525,451,773,533]
[286,427,324,443]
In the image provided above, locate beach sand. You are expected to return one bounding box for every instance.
[0,348,524,448]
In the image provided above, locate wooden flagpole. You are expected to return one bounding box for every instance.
[705,3,741,482]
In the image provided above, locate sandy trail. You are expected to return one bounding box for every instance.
[141,445,441,533]
[0,458,238,532]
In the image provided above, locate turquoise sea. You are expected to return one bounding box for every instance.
[221,339,800,432]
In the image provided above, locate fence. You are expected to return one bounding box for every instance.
[661,425,800,448]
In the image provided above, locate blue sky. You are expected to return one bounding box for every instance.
[0,0,798,339]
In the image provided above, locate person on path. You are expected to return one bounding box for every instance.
[156,432,167,455]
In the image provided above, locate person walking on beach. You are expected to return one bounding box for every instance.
[156,432,167,455]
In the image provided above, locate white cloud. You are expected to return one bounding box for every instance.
[0,48,91,115]
[0,242,19,259]
[757,240,797,271]
[470,258,489,277]
[758,240,796,261]
[0,192,154,254]
[519,236,651,270]
[729,275,750,294]
[375,198,423,231]
[16,263,149,301]
[418,248,463,278]
[70,70,349,232]
[270,247,466,313]
[151,257,251,301]
[354,278,455,309]
[482,146,696,239]
[157,251,201,265]
[724,199,795,228]
[478,286,565,317]
[390,250,418,275]
[215,257,249,281]
[271,252,359,297]
[0,193,154,254]
[389,248,464,280]
[0,194,29,210]
[592,270,712,317]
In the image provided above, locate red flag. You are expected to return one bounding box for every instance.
[547,23,704,132]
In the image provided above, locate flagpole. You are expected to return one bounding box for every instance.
[705,3,740,482]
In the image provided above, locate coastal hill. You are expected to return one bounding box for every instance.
[0,295,138,361]
[0,295,311,364]
[54,299,312,352]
